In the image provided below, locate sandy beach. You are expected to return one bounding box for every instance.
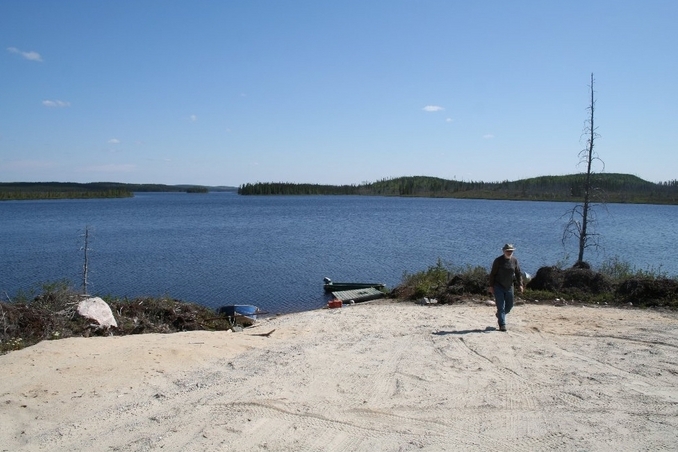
[1,299,677,451]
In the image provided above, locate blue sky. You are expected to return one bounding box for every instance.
[1,1,676,186]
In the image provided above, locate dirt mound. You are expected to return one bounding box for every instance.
[527,265,612,294]
[615,278,678,305]
[526,265,678,307]
[526,266,564,291]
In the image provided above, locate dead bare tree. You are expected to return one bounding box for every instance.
[81,225,91,295]
[563,73,605,265]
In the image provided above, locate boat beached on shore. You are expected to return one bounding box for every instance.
[323,277,385,292]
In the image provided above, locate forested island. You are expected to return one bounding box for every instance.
[238,173,678,205]
[0,182,235,201]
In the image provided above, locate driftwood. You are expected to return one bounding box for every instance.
[248,329,275,338]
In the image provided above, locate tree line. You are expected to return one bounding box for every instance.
[238,173,678,204]
[4,175,676,204]
[0,183,134,201]
[0,182,222,200]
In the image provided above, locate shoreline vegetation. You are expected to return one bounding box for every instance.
[1,173,678,203]
[2,257,677,355]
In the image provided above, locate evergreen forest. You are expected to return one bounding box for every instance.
[238,174,678,205]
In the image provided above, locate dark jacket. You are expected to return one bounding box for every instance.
[489,255,523,290]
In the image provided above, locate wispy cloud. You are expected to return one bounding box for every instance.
[108,138,120,144]
[189,114,197,122]
[483,134,495,139]
[446,118,454,123]
[423,105,444,112]
[7,46,43,62]
[42,100,71,108]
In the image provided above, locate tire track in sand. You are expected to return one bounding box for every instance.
[210,400,528,452]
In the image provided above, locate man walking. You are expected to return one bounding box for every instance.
[489,243,524,332]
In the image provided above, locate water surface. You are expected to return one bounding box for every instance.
[1,193,676,314]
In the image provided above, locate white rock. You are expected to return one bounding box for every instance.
[77,297,118,328]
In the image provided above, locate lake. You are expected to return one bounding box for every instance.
[1,193,676,314]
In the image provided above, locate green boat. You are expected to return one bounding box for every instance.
[323,277,385,292]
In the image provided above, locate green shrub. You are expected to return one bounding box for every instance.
[599,256,669,280]
[395,258,450,300]
[394,260,489,301]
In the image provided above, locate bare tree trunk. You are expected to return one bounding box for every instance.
[82,226,90,295]
[563,73,603,265]
[578,73,596,263]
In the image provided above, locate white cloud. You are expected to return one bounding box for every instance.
[189,114,197,122]
[423,105,444,112]
[446,118,454,123]
[483,134,495,139]
[42,100,71,108]
[7,46,43,62]
[108,138,120,144]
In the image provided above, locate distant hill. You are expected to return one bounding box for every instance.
[0,182,237,201]
[238,174,678,205]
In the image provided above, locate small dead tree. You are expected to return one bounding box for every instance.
[563,73,605,265]
[81,225,91,295]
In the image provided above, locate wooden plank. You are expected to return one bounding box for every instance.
[331,287,385,303]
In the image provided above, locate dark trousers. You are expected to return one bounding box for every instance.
[493,284,514,326]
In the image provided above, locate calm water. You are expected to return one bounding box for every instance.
[1,193,676,314]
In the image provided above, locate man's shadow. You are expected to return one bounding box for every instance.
[432,326,497,335]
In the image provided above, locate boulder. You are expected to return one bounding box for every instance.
[77,297,118,328]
